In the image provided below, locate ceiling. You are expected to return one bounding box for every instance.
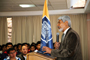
[0,0,90,16]
[0,0,69,12]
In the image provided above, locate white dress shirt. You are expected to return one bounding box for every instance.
[63,27,70,39]
[23,56,27,60]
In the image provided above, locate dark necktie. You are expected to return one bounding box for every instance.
[61,33,64,42]
[59,33,64,49]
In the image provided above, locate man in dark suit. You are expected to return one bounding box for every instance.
[42,15,82,60]
[17,45,28,60]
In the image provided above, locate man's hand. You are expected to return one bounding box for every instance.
[42,46,52,54]
[54,42,60,49]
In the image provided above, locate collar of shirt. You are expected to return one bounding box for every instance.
[23,55,27,60]
[63,27,70,36]
[6,56,20,60]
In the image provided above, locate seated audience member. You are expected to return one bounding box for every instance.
[17,45,28,60]
[0,54,1,60]
[31,42,36,46]
[13,45,18,52]
[0,45,2,53]
[0,45,2,51]
[4,48,21,60]
[1,44,7,53]
[1,43,13,60]
[30,45,36,52]
[22,43,30,53]
[36,41,41,51]
[17,43,22,55]
[27,43,30,52]
[22,43,28,48]
[0,45,2,60]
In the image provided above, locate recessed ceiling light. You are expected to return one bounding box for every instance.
[19,4,35,8]
[73,0,86,8]
[71,0,86,8]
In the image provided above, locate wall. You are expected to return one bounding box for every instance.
[87,13,90,60]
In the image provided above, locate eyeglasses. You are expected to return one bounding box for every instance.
[9,51,16,54]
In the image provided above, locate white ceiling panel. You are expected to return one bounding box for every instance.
[31,0,44,5]
[0,0,13,3]
[0,0,88,12]
[0,0,68,12]
[49,0,66,3]
[12,0,32,3]
[31,0,45,2]
[52,4,67,8]
[11,6,40,11]
[0,3,16,7]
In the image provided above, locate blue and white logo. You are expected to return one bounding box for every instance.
[41,16,52,43]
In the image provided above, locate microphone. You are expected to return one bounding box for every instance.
[56,33,59,42]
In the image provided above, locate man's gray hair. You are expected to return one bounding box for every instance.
[58,15,71,27]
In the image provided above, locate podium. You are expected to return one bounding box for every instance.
[27,52,55,60]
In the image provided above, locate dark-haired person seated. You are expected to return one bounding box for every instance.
[31,42,36,46]
[36,41,41,51]
[4,48,21,60]
[0,44,7,60]
[17,43,22,56]
[0,45,2,60]
[30,45,36,52]
[0,45,2,52]
[0,53,1,60]
[0,45,2,54]
[22,43,30,53]
[1,43,13,60]
[13,45,18,52]
[17,45,28,60]
[1,44,7,53]
[27,43,30,53]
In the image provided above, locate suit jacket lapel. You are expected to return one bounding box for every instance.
[21,54,25,60]
[62,28,72,44]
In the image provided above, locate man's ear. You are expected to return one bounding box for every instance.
[65,21,68,24]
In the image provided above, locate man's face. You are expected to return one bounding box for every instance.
[22,46,28,55]
[18,45,22,51]
[30,46,35,52]
[57,20,66,32]
[37,44,41,50]
[7,45,13,50]
[8,50,16,58]
[14,46,17,51]
[3,46,7,52]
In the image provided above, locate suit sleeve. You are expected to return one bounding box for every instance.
[51,33,77,58]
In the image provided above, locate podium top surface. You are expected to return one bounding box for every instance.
[27,52,55,60]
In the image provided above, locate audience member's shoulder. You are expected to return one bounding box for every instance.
[3,56,9,60]
[3,58,7,60]
[16,56,21,60]
[17,54,22,57]
[17,51,21,56]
